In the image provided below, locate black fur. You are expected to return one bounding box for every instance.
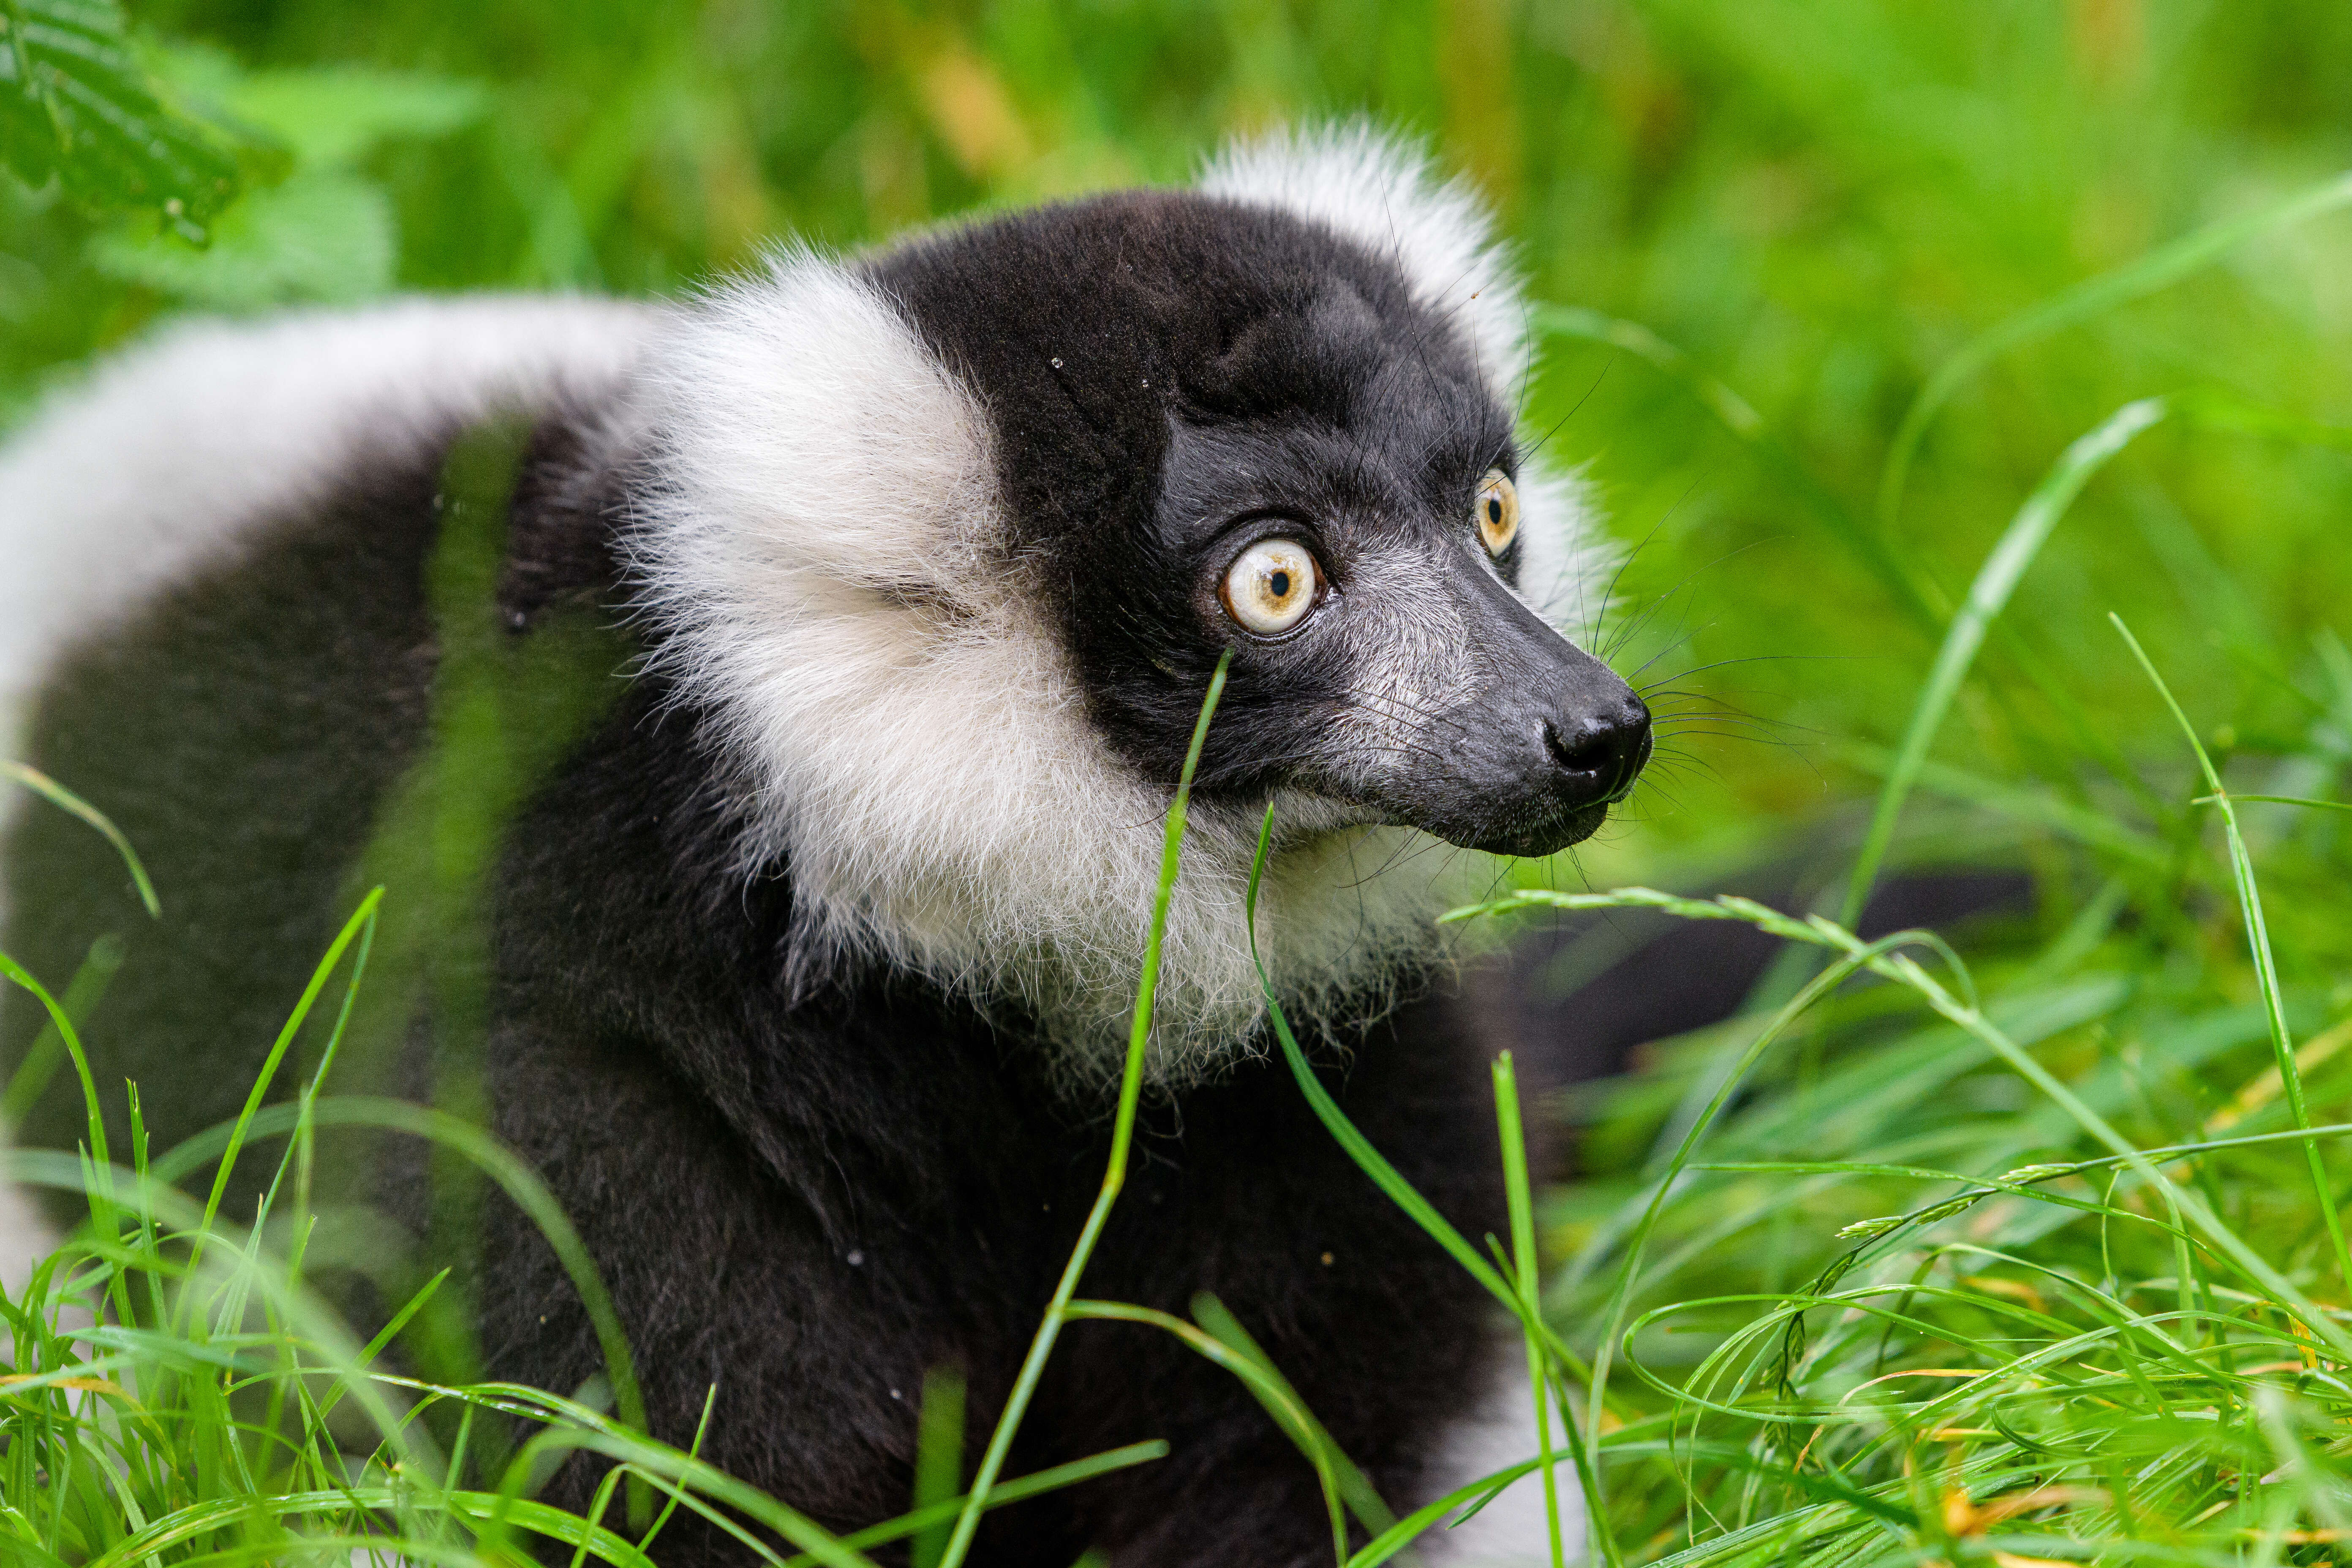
[867,191,1506,793]
[475,677,1516,1564]
[499,409,634,631]
[0,475,1521,1565]
[2,437,445,1221]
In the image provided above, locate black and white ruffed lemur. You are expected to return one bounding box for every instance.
[0,126,1657,1565]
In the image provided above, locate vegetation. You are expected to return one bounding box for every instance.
[3,2,2351,1566]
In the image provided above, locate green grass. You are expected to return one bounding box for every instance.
[5,2,2352,1565]
[1465,620,2352,1568]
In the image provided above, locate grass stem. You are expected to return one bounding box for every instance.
[1494,1053,1568,1568]
[2111,615,2352,1295]
[932,650,1230,1568]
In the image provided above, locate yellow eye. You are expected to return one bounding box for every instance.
[1220,536,1320,636]
[1475,468,1520,556]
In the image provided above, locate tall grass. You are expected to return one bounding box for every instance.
[1456,637,2352,1567]
[1453,345,2352,1568]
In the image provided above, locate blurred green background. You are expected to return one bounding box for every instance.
[5,0,2350,921]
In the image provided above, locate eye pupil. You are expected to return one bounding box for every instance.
[1475,468,1519,557]
[1269,569,1291,597]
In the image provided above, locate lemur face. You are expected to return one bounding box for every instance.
[869,190,1650,858]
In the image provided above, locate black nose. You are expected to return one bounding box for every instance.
[1544,700,1653,807]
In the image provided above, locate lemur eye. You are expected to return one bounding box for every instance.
[1475,469,1520,557]
[1219,537,1321,637]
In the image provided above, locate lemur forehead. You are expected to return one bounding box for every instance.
[868,190,1475,384]
[861,188,1508,548]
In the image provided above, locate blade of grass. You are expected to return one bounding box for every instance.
[1187,1293,1396,1541]
[931,648,1230,1568]
[781,1443,1168,1566]
[2195,793,2352,814]
[1839,397,2170,928]
[1241,810,1531,1319]
[1452,884,2352,1364]
[0,948,122,1241]
[1835,744,2169,869]
[150,1092,645,1445]
[89,1491,652,1568]
[1344,1455,1546,1568]
[2,934,125,1125]
[637,1385,720,1556]
[0,761,161,919]
[1877,170,2352,535]
[2111,615,2351,1294]
[910,1366,964,1568]
[1574,931,1933,1456]
[485,1423,870,1568]
[1064,1300,1350,1562]
[3,1146,444,1483]
[183,890,384,1314]
[1244,808,1623,1567]
[1494,1052,1567,1568]
[310,1269,449,1420]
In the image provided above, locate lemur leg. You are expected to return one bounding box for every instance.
[1417,1361,1580,1566]
[0,1178,58,1298]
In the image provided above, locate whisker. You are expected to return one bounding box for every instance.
[1519,352,1617,469]
[1638,653,1866,688]
[1588,504,1674,657]
[1595,482,1714,662]
[1622,619,1720,686]
[1601,534,1780,666]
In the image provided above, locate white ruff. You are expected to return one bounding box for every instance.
[0,296,658,714]
[630,128,1609,1079]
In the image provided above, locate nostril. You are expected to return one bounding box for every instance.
[1545,703,1654,804]
[1544,719,1619,776]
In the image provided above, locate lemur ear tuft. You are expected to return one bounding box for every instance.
[498,405,643,631]
[1202,121,1617,632]
[1197,119,1530,402]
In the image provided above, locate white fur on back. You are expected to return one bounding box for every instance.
[0,296,658,714]
[629,252,1481,1078]
[1200,123,1610,634]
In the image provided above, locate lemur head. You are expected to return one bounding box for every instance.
[626,124,1646,1081]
